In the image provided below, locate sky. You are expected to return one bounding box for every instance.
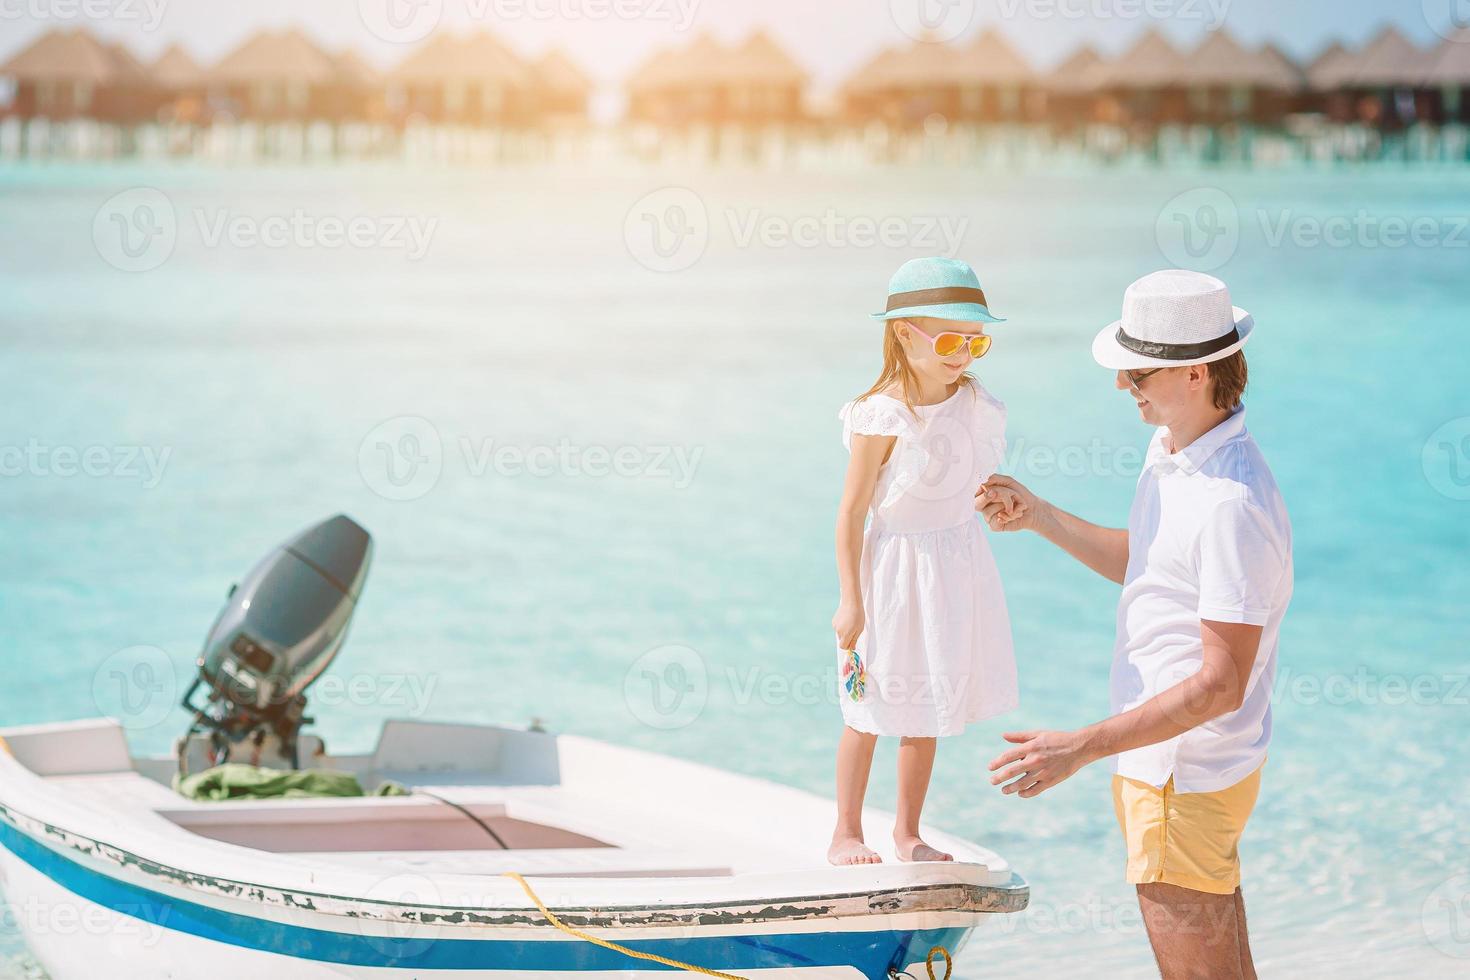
[0,0,1463,97]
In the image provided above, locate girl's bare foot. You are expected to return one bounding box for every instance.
[828,836,883,865]
[894,835,953,862]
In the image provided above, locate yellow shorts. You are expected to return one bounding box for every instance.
[1112,764,1263,896]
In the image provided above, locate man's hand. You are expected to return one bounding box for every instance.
[988,729,1098,798]
[977,475,1044,533]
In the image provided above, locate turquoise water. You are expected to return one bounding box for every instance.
[1,160,1467,977]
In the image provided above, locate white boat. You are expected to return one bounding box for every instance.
[0,717,1027,979]
[0,516,1027,977]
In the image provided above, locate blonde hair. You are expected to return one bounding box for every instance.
[854,318,974,417]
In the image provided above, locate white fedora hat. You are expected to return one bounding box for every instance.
[1092,270,1254,371]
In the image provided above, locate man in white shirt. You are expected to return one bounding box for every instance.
[978,270,1293,980]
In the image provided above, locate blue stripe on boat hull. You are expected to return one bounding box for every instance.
[0,819,973,976]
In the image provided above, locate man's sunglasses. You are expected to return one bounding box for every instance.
[902,321,993,359]
[1125,367,1166,390]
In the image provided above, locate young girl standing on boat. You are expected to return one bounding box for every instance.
[830,257,1021,865]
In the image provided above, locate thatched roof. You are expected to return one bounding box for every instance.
[1306,41,1351,90]
[1174,30,1302,90]
[1312,27,1422,89]
[1087,29,1186,89]
[151,44,204,90]
[1255,43,1305,91]
[0,28,125,84]
[534,48,591,96]
[1349,26,1423,86]
[841,46,906,96]
[333,50,380,87]
[1422,27,1470,84]
[945,28,1034,85]
[1046,45,1104,93]
[725,30,806,86]
[393,31,530,87]
[212,29,339,86]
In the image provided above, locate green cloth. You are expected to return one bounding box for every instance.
[173,763,410,801]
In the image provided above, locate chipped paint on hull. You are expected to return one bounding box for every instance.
[0,802,1028,932]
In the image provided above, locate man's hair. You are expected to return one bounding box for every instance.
[1206,351,1248,410]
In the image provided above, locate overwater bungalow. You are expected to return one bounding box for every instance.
[945,29,1037,123]
[1309,28,1424,129]
[627,32,806,128]
[1173,31,1301,127]
[390,31,533,127]
[723,31,806,125]
[1422,28,1470,124]
[1044,45,1105,130]
[1304,41,1353,121]
[1084,29,1190,128]
[533,48,593,124]
[0,28,152,122]
[210,29,340,122]
[328,50,384,122]
[150,43,207,123]
[838,30,1035,129]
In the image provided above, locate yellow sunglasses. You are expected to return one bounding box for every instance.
[902,321,993,359]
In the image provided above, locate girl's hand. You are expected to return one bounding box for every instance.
[977,475,1041,533]
[832,601,865,651]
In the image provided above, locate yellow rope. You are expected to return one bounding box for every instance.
[501,871,748,979]
[926,944,953,979]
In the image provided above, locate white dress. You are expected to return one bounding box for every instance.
[838,382,1018,737]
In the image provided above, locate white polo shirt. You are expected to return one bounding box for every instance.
[1111,406,1293,793]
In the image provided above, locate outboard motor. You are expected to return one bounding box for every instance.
[178,514,372,774]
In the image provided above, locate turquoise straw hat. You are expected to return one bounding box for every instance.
[870,257,1005,323]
